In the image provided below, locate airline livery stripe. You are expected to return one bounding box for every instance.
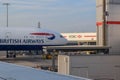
[30,33,52,36]
[30,32,55,40]
[96,21,120,26]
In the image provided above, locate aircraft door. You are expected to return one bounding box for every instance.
[44,35,48,43]
[44,34,50,43]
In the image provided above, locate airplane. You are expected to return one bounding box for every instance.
[0,27,67,58]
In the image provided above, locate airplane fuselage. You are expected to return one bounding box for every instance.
[0,27,67,50]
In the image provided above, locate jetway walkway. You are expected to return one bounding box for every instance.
[45,45,110,54]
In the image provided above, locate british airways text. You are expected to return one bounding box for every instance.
[0,39,44,44]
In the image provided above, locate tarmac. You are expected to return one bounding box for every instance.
[0,55,57,71]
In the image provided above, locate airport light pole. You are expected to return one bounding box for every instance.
[38,22,40,28]
[3,3,10,58]
[3,3,10,27]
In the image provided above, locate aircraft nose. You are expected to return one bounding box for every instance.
[61,38,68,45]
[64,38,68,44]
[55,33,68,45]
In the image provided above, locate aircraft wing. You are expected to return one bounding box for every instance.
[0,61,91,80]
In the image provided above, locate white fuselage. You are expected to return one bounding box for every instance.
[0,27,67,50]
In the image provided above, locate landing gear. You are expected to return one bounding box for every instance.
[6,51,16,58]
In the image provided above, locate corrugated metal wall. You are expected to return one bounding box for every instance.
[58,55,120,80]
[107,0,120,54]
[96,0,120,54]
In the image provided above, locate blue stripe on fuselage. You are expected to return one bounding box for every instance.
[0,45,43,50]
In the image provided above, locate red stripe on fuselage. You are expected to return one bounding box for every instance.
[96,21,120,27]
[30,33,52,36]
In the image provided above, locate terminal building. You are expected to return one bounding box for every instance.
[61,33,96,45]
[57,0,120,80]
[46,0,120,80]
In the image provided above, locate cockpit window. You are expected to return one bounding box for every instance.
[60,35,64,38]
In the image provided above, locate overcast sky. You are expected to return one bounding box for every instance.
[0,0,96,33]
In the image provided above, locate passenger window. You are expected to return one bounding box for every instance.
[30,36,34,38]
[36,36,40,38]
[24,36,28,38]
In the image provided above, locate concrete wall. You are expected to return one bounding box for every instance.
[96,0,104,46]
[58,55,70,74]
[58,55,120,80]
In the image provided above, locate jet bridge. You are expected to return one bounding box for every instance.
[45,45,110,54]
